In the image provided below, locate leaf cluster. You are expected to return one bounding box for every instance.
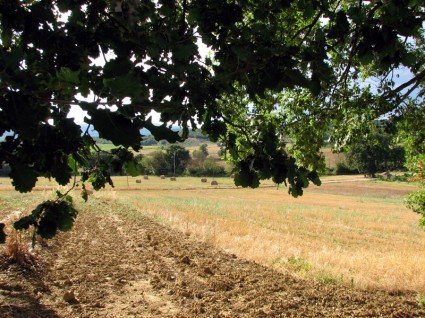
[13,195,77,241]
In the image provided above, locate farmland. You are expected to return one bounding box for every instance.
[0,175,424,317]
[112,175,424,292]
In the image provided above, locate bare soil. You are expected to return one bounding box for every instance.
[0,198,424,318]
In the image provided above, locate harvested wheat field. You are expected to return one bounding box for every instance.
[0,176,424,317]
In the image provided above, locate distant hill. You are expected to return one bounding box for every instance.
[81,123,188,137]
[0,124,209,144]
[80,123,153,138]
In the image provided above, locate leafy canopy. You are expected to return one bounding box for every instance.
[398,102,425,225]
[0,0,424,240]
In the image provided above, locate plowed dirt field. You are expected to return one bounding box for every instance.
[1,194,424,318]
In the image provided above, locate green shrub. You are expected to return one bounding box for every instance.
[417,293,425,308]
[287,256,311,273]
[346,127,405,177]
[324,167,334,175]
[419,217,425,228]
[315,271,343,285]
[335,162,358,175]
[405,188,425,217]
[186,158,227,177]
[377,173,410,182]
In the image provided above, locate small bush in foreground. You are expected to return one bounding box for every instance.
[315,271,343,285]
[405,189,425,221]
[1,213,38,267]
[287,256,312,274]
[417,293,425,308]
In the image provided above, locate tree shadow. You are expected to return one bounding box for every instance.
[0,256,61,318]
[0,289,60,318]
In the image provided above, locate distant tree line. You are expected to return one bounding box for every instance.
[333,125,405,177]
[94,144,227,178]
[93,129,210,147]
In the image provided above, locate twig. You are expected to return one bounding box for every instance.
[383,69,425,99]
[291,10,323,41]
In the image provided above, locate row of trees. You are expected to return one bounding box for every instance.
[121,144,227,177]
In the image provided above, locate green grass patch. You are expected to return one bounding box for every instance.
[287,256,312,274]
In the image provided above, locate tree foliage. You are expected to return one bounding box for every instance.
[346,125,405,177]
[398,102,425,224]
[193,144,209,161]
[187,157,227,177]
[165,144,191,175]
[1,0,424,240]
[138,145,190,176]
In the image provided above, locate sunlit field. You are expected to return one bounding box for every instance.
[1,175,423,293]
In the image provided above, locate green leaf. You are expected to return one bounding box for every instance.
[56,201,77,231]
[9,163,38,193]
[1,26,12,48]
[187,7,201,24]
[103,73,142,99]
[88,109,141,149]
[202,120,226,142]
[37,218,57,239]
[51,157,73,185]
[231,46,252,62]
[308,170,321,186]
[234,169,260,188]
[57,0,73,12]
[124,161,139,177]
[286,69,310,88]
[68,155,79,174]
[103,58,133,78]
[14,215,36,230]
[271,154,288,184]
[57,67,80,84]
[174,43,198,61]
[143,118,182,143]
[234,160,260,188]
[81,184,88,202]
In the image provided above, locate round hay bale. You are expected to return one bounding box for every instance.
[170,177,176,181]
[135,179,142,183]
[160,175,166,179]
[201,178,208,183]
[143,175,149,180]
[211,180,218,186]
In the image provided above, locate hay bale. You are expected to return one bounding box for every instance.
[211,180,218,186]
[201,178,208,183]
[135,179,141,183]
[143,175,149,180]
[170,177,176,181]
[160,175,165,179]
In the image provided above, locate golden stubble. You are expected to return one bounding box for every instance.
[114,178,425,293]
